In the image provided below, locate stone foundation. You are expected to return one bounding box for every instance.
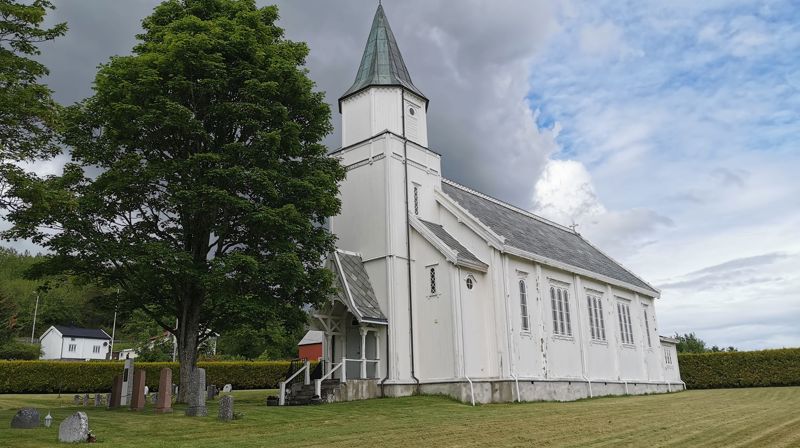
[330,378,685,404]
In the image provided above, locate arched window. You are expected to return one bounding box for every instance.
[519,280,530,332]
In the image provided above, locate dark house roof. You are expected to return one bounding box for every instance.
[340,4,427,106]
[54,325,111,340]
[441,180,657,294]
[332,250,388,324]
[419,219,488,270]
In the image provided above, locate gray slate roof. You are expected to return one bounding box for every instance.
[333,251,388,323]
[54,325,110,340]
[441,180,657,294]
[419,219,488,270]
[340,5,427,104]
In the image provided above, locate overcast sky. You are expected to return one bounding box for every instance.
[13,0,800,350]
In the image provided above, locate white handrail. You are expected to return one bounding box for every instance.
[278,360,310,406]
[315,361,345,397]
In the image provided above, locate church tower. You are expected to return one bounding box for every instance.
[330,4,442,383]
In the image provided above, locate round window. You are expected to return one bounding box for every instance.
[465,277,474,290]
[408,107,415,116]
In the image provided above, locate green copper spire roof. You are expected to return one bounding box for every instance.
[340,4,427,105]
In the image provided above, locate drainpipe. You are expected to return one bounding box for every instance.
[456,266,476,406]
[401,89,420,392]
[573,275,593,398]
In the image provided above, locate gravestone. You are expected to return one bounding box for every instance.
[144,385,149,396]
[206,384,216,400]
[10,408,39,429]
[218,395,234,421]
[58,412,89,443]
[185,368,207,417]
[150,392,158,404]
[73,394,80,406]
[82,393,89,406]
[94,393,101,407]
[104,393,111,407]
[155,368,173,414]
[222,384,232,394]
[130,369,146,411]
[109,374,123,409]
[120,358,134,406]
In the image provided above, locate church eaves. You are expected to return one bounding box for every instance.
[340,4,427,107]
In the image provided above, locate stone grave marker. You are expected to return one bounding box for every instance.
[218,395,234,421]
[144,385,149,396]
[150,392,158,404]
[94,393,101,407]
[73,395,80,406]
[155,368,172,414]
[185,368,207,417]
[222,384,232,394]
[109,374,123,409]
[82,393,89,406]
[120,358,134,406]
[130,369,146,411]
[10,408,39,429]
[58,412,89,443]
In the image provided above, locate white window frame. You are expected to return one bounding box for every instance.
[413,184,420,216]
[586,291,606,342]
[465,274,475,290]
[93,345,101,354]
[616,299,634,346]
[642,304,652,348]
[427,264,438,296]
[519,279,530,333]
[68,343,77,352]
[550,282,572,337]
[664,347,673,365]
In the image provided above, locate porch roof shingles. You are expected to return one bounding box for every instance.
[334,251,388,323]
[419,219,488,270]
[441,180,657,294]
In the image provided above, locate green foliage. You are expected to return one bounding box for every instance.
[2,0,345,385]
[0,291,18,343]
[0,0,66,164]
[135,338,174,362]
[218,320,307,360]
[674,332,708,353]
[679,348,800,389]
[0,341,40,360]
[0,360,304,393]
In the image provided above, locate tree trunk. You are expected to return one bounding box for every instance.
[176,306,200,404]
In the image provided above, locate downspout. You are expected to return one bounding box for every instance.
[401,89,420,392]
[574,275,593,398]
[501,255,519,402]
[457,266,475,406]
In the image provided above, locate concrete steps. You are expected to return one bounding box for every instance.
[286,379,342,406]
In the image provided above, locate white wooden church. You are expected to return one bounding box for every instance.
[305,4,683,404]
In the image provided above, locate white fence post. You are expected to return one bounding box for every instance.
[341,356,347,383]
[278,381,286,406]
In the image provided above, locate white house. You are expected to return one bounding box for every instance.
[304,4,682,404]
[39,325,111,361]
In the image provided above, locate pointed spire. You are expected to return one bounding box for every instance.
[340,4,427,106]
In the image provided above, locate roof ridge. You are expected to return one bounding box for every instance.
[441,178,576,234]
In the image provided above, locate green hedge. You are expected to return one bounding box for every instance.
[679,348,800,389]
[0,360,306,393]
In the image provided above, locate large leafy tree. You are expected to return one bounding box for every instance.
[4,0,344,404]
[0,0,66,205]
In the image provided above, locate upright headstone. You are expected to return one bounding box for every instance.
[144,385,149,396]
[94,393,101,407]
[58,412,89,443]
[120,358,134,406]
[206,384,216,400]
[185,368,207,417]
[218,395,234,421]
[222,384,232,394]
[130,369,146,411]
[73,394,80,406]
[82,393,89,406]
[10,408,39,429]
[150,392,158,404]
[109,374,123,409]
[155,368,173,414]
[104,393,111,407]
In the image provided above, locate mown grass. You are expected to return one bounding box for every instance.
[1,387,799,447]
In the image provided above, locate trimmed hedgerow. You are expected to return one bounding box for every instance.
[0,360,306,393]
[679,348,800,389]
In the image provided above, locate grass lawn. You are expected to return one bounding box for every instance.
[1,387,799,447]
